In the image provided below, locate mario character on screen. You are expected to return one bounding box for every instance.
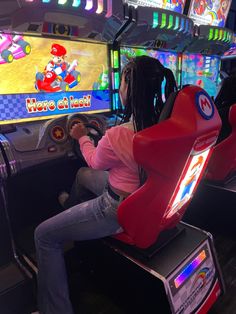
[180,155,204,201]
[35,43,81,92]
[217,0,230,27]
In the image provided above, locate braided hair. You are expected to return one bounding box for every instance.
[120,55,177,132]
[120,56,177,185]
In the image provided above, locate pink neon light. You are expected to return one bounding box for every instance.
[96,0,103,14]
[85,0,93,10]
[105,0,112,18]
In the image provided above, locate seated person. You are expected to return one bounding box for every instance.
[34,56,177,314]
[214,72,236,142]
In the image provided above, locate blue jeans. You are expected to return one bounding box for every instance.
[34,169,123,314]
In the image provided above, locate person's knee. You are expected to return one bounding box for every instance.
[34,220,50,245]
[76,167,89,181]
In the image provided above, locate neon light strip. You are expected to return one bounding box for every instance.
[110,50,114,68]
[219,29,223,41]
[208,28,214,40]
[42,0,51,2]
[180,18,185,32]
[152,12,158,29]
[213,28,219,41]
[85,0,93,10]
[160,13,166,29]
[167,15,173,29]
[96,0,103,13]
[105,0,112,18]
[72,0,81,7]
[114,72,120,89]
[174,16,179,30]
[113,50,119,69]
[174,250,206,289]
[58,0,67,4]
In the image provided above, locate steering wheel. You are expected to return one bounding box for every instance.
[72,123,104,159]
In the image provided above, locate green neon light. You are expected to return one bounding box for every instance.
[213,28,219,40]
[167,15,173,29]
[160,13,166,29]
[113,50,119,69]
[113,93,119,110]
[174,16,179,30]
[223,31,227,41]
[219,29,223,40]
[208,28,214,40]
[153,12,158,28]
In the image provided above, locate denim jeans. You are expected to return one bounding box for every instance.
[34,169,123,314]
[64,167,109,208]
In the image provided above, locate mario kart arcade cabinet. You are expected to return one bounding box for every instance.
[0,0,225,313]
[182,1,236,235]
[0,0,136,312]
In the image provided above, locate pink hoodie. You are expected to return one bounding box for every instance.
[79,122,140,193]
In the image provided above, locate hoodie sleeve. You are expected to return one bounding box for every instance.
[79,133,120,170]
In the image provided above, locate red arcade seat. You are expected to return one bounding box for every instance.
[206,104,236,182]
[114,85,221,249]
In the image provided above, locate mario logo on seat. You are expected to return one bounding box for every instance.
[196,92,214,120]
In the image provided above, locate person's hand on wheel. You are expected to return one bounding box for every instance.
[70,123,88,140]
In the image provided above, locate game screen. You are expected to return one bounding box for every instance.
[166,149,211,218]
[0,33,110,124]
[188,0,232,27]
[181,53,221,97]
[124,0,186,13]
[120,47,179,100]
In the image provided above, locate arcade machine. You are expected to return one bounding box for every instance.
[0,1,136,312]
[182,0,235,226]
[182,0,233,98]
[182,5,236,307]
[0,1,226,313]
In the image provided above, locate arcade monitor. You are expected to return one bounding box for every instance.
[188,0,232,27]
[120,46,180,98]
[0,32,110,126]
[181,53,221,98]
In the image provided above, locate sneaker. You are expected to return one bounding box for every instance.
[58,191,69,207]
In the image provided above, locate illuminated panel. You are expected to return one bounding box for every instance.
[124,0,186,13]
[174,16,179,30]
[166,148,211,219]
[105,0,112,17]
[208,28,214,41]
[42,0,51,2]
[85,0,93,10]
[152,12,159,29]
[96,0,103,13]
[72,0,81,7]
[58,0,68,4]
[174,250,207,289]
[188,0,232,27]
[160,13,166,29]
[167,15,174,29]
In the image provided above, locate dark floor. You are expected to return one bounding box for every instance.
[209,233,236,314]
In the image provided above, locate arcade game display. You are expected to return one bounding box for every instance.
[0,1,230,313]
[183,0,234,99]
[181,53,221,97]
[120,46,181,90]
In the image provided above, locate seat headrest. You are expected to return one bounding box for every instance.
[158,91,178,123]
[215,76,236,109]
